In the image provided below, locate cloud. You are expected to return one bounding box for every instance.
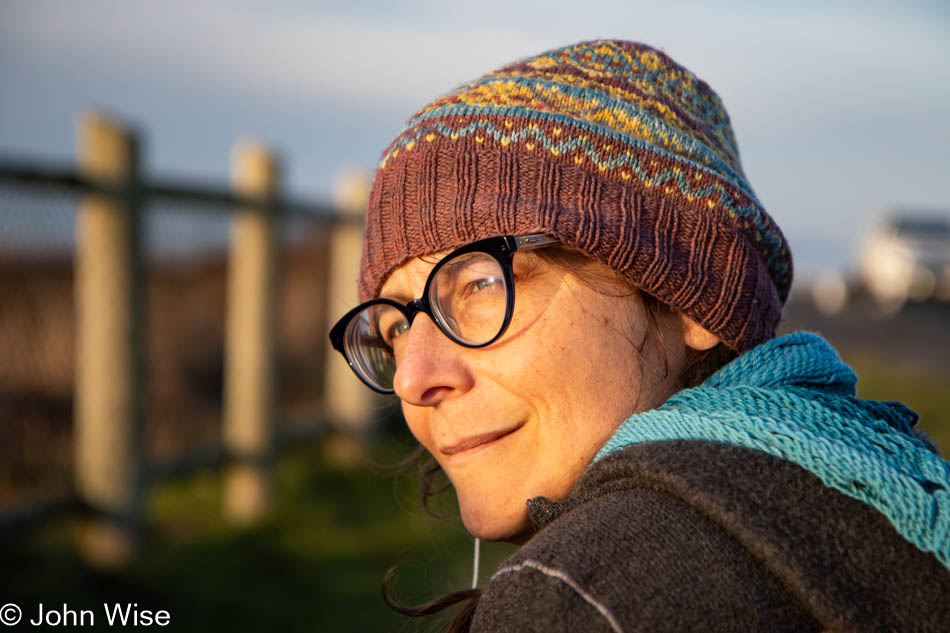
[6,0,946,114]
[1,0,551,108]
[2,0,947,275]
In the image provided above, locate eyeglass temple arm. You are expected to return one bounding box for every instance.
[514,233,559,250]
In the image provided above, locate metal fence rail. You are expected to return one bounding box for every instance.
[0,111,373,567]
[0,157,347,220]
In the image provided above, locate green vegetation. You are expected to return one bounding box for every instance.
[845,352,950,454]
[0,355,945,632]
[0,434,515,633]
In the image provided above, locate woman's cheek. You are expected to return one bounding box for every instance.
[401,405,434,453]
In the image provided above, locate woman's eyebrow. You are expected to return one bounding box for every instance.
[378,285,413,303]
[379,275,425,304]
[379,252,451,302]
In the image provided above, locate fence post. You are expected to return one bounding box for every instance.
[323,169,377,433]
[223,141,280,522]
[74,112,145,567]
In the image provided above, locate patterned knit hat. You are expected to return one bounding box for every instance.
[358,40,792,352]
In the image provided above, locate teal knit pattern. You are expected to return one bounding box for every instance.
[597,332,950,569]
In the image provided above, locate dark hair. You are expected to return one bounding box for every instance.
[384,244,738,632]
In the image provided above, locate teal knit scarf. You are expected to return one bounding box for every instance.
[597,332,950,570]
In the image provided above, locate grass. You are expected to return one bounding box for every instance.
[0,355,945,632]
[0,433,515,633]
[845,352,950,454]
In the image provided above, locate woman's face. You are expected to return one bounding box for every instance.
[380,249,688,541]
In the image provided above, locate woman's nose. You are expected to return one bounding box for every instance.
[392,314,474,407]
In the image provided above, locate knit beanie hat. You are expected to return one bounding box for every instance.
[358,40,792,352]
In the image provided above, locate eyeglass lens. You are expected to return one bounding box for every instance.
[429,252,507,345]
[343,251,508,391]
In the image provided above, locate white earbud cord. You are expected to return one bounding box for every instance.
[471,537,481,589]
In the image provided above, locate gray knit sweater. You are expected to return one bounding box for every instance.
[469,440,950,632]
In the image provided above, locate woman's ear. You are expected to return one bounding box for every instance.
[680,314,721,351]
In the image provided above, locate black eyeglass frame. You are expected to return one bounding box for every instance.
[328,233,559,393]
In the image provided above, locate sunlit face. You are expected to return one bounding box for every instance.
[380,249,691,541]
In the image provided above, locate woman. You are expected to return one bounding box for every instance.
[330,40,950,631]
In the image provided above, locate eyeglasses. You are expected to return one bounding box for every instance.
[329,233,560,393]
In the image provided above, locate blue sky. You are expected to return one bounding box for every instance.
[1,0,948,279]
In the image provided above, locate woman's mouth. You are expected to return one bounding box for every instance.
[439,424,524,462]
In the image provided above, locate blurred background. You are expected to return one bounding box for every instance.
[0,1,947,631]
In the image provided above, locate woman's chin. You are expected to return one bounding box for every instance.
[458,497,531,542]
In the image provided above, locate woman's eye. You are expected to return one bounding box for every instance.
[377,318,409,345]
[462,277,502,297]
[387,320,410,341]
